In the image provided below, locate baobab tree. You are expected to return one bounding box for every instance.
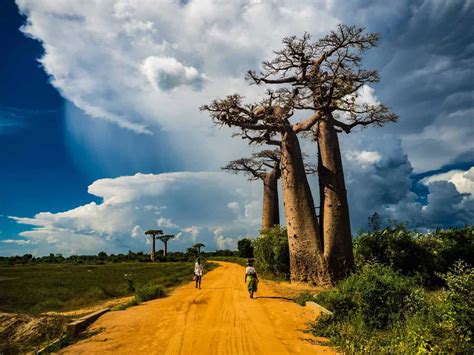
[223,149,316,231]
[144,229,163,262]
[158,234,175,256]
[193,243,205,256]
[247,25,397,281]
[223,149,281,231]
[202,90,329,284]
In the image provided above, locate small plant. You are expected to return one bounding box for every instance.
[294,291,315,306]
[113,298,139,311]
[442,260,474,344]
[135,283,166,302]
[124,273,135,292]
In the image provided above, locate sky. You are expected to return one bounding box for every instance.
[0,0,473,256]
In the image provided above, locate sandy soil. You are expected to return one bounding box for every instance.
[61,262,334,354]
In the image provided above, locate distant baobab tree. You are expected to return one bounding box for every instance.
[145,229,163,262]
[193,243,205,256]
[158,234,175,256]
[223,149,316,231]
[223,150,281,231]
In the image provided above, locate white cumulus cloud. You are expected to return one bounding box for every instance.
[346,150,382,167]
[10,172,261,256]
[422,167,474,195]
[142,56,206,91]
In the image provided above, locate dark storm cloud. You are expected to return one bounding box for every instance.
[333,0,474,172]
[342,135,473,231]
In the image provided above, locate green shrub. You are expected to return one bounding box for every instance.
[353,226,473,285]
[135,284,166,302]
[314,263,423,329]
[253,226,289,279]
[307,261,474,353]
[395,261,474,353]
[354,227,435,283]
[443,260,474,340]
[418,226,474,275]
[237,238,254,258]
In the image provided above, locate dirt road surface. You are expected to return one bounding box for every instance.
[62,262,334,354]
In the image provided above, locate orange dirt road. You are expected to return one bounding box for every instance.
[62,262,334,355]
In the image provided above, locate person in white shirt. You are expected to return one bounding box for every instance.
[194,258,204,289]
[245,260,259,299]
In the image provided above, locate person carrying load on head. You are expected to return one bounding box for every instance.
[245,259,259,299]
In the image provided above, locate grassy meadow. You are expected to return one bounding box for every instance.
[0,262,211,314]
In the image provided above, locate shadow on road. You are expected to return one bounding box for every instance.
[254,295,294,301]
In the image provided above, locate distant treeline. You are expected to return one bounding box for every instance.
[0,248,239,265]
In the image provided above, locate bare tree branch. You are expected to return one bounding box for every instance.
[246,24,397,131]
[222,149,281,181]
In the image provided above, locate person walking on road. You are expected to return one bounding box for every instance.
[194,258,203,289]
[245,260,259,299]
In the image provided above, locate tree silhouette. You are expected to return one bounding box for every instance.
[223,149,281,230]
[193,243,205,256]
[145,230,163,262]
[158,235,175,256]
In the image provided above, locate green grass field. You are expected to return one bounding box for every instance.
[0,262,214,314]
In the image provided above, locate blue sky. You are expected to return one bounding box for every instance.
[1,0,473,256]
[0,1,95,242]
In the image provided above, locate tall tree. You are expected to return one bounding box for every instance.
[202,91,329,284]
[247,25,397,281]
[158,234,175,256]
[237,238,254,258]
[145,229,163,262]
[193,243,205,256]
[223,150,281,230]
[224,150,316,231]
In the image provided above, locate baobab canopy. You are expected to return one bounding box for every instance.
[145,230,163,236]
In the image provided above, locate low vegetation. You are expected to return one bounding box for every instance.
[0,249,238,265]
[135,284,166,302]
[0,262,200,314]
[0,312,67,354]
[354,225,474,285]
[0,260,217,353]
[303,261,473,353]
[295,225,474,353]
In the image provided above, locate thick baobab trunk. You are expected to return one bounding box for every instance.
[261,168,280,230]
[318,116,354,281]
[151,236,156,262]
[281,128,329,284]
[317,140,325,238]
[163,241,168,256]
